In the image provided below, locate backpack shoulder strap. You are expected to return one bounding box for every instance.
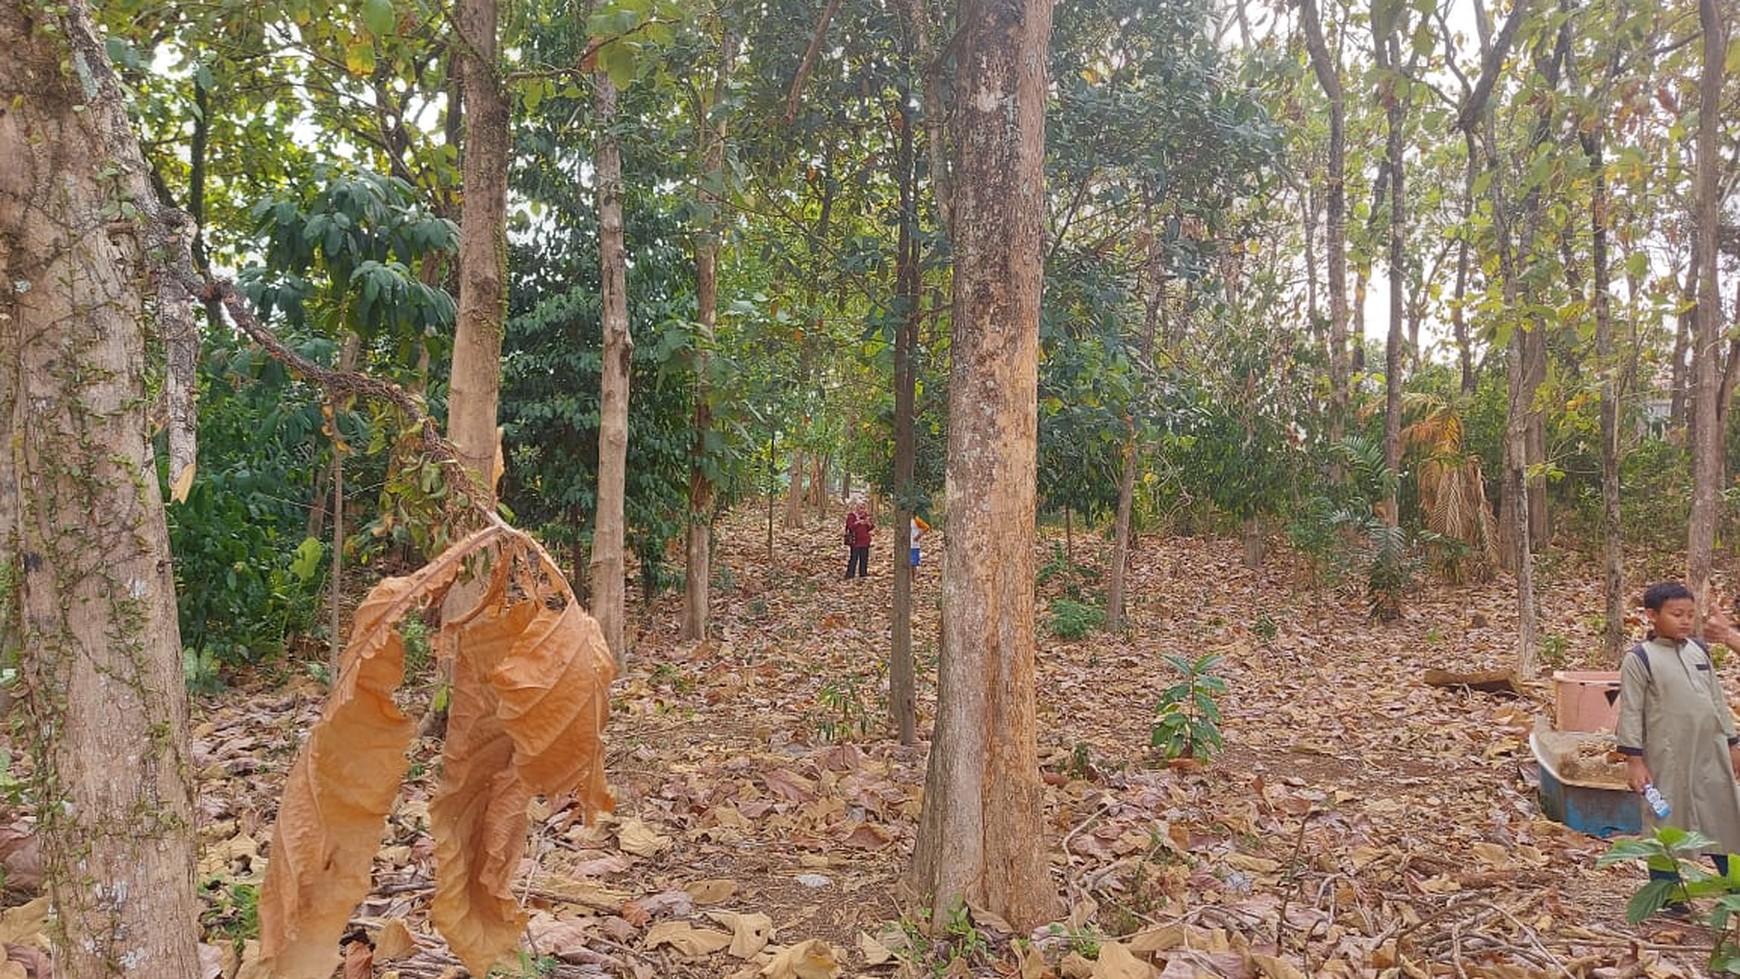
[1629,642,1652,677]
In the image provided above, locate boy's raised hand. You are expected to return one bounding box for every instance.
[1706,606,1740,648]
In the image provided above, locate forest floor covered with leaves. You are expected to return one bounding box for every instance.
[3,507,1726,978]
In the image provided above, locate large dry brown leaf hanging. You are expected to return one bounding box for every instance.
[257,526,615,979]
[432,544,616,975]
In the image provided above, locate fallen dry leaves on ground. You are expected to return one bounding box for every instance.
[0,506,1727,977]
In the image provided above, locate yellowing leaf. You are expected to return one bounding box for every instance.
[169,461,196,504]
[1126,924,1185,953]
[1252,953,1309,979]
[644,921,734,957]
[258,526,614,979]
[1224,853,1282,874]
[0,897,49,945]
[857,931,893,967]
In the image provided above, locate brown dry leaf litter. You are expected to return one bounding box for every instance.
[2,506,1728,978]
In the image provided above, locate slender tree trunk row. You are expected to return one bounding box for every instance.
[682,26,738,642]
[1686,0,1728,615]
[592,71,631,662]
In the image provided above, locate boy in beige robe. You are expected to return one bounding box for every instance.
[1616,581,1740,889]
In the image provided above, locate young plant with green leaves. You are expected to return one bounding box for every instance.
[1151,653,1227,761]
[1600,827,1740,969]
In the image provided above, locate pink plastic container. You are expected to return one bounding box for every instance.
[1553,670,1622,732]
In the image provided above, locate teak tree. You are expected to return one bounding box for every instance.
[450,0,510,512]
[911,0,1057,932]
[1686,0,1728,616]
[592,64,632,661]
[0,1,202,975]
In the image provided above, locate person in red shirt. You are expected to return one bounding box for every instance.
[843,500,874,578]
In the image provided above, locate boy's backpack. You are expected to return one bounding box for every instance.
[1628,639,1713,678]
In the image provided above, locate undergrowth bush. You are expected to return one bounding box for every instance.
[1048,598,1105,639]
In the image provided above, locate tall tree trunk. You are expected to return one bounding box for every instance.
[889,94,920,746]
[1462,0,1544,671]
[683,27,737,641]
[911,0,1057,933]
[1374,7,1406,527]
[1687,0,1728,616]
[1297,0,1349,441]
[591,73,631,662]
[0,3,201,975]
[1452,131,1478,394]
[450,0,508,512]
[1107,258,1164,631]
[1671,252,1694,431]
[1587,133,1626,659]
[784,451,805,527]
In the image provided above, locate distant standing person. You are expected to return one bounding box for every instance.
[844,500,873,579]
[1616,581,1740,896]
[909,514,930,568]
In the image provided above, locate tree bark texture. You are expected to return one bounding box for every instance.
[1587,134,1626,659]
[1375,6,1405,526]
[449,0,509,512]
[889,97,920,746]
[1686,0,1727,615]
[0,3,201,975]
[1297,0,1350,440]
[785,451,806,528]
[1108,251,1165,631]
[683,26,737,642]
[911,0,1057,933]
[591,73,631,663]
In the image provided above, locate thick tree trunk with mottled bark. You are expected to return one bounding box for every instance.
[592,73,631,662]
[1687,0,1727,616]
[0,3,201,975]
[911,0,1057,933]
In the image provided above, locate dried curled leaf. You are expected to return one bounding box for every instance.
[431,543,616,976]
[258,525,614,979]
[258,557,457,979]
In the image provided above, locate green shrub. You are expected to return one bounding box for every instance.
[1600,826,1740,970]
[1152,653,1227,760]
[1048,598,1105,639]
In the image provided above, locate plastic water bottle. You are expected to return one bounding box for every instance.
[1643,782,1672,819]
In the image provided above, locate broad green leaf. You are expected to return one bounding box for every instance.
[360,0,395,37]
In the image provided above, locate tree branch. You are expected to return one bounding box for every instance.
[1454,0,1534,133]
[782,0,844,124]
